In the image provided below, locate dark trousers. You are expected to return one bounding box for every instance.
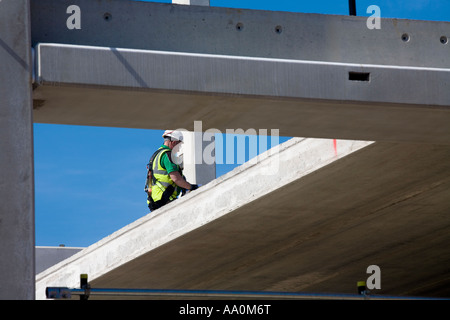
[148,196,173,212]
[148,185,175,212]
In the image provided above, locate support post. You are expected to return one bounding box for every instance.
[180,131,216,186]
[349,0,357,16]
[0,0,35,299]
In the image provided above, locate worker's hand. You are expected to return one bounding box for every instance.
[190,184,199,191]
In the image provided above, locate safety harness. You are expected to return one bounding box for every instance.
[145,147,178,211]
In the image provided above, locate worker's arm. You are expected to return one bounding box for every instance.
[162,151,198,191]
[169,171,194,190]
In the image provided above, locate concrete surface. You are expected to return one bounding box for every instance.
[34,43,450,107]
[90,140,446,299]
[30,0,450,68]
[0,0,35,300]
[35,138,374,299]
[33,43,450,145]
[33,84,450,145]
[35,138,450,299]
[180,131,216,186]
[30,1,450,145]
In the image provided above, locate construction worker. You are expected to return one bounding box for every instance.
[146,130,198,211]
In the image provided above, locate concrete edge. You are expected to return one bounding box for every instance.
[34,43,450,106]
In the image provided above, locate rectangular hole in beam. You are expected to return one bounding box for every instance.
[349,71,370,82]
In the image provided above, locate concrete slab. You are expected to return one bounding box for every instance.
[33,43,450,144]
[34,43,450,108]
[36,138,450,299]
[30,1,450,144]
[85,141,450,299]
[30,0,450,68]
[35,137,373,299]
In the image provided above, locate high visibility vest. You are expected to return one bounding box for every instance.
[150,148,180,203]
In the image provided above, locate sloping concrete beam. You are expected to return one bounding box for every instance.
[36,139,450,299]
[35,137,373,299]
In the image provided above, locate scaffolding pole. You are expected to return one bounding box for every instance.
[45,286,449,300]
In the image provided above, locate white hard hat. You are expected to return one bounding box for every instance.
[162,130,184,142]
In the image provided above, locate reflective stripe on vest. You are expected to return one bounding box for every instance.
[151,148,178,202]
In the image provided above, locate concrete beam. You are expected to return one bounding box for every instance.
[33,43,450,144]
[34,44,450,107]
[0,0,35,299]
[36,139,450,299]
[30,0,450,68]
[35,138,373,299]
[30,0,450,144]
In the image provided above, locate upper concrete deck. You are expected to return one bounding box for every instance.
[31,0,450,144]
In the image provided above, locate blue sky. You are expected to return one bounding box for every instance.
[34,0,450,248]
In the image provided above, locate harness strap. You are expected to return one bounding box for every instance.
[145,149,163,192]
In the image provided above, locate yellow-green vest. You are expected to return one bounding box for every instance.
[150,148,180,203]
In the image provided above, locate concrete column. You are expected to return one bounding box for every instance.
[172,0,210,6]
[179,131,216,186]
[0,0,35,299]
